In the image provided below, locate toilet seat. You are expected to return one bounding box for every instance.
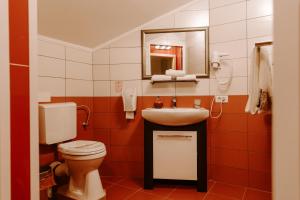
[58,140,106,156]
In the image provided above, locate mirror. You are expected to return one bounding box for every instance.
[142,27,209,80]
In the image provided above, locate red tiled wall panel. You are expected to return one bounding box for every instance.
[40,95,272,192]
[10,66,30,200]
[9,0,29,65]
[9,0,30,199]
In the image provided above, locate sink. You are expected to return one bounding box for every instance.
[142,108,209,126]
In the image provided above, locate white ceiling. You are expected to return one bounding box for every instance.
[38,0,194,48]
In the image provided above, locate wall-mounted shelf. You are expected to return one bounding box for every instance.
[151,80,199,84]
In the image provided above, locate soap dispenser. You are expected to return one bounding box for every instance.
[153,96,163,109]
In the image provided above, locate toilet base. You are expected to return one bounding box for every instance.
[58,185,106,200]
[57,169,106,200]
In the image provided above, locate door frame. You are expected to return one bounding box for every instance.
[0,0,11,199]
[29,0,39,199]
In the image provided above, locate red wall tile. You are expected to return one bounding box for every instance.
[10,66,30,200]
[208,113,248,133]
[248,170,268,191]
[94,97,111,113]
[213,148,248,169]
[212,165,249,186]
[212,131,247,150]
[9,0,29,65]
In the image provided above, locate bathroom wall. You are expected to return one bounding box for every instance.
[38,0,273,192]
[92,0,210,179]
[92,0,273,191]
[38,36,95,166]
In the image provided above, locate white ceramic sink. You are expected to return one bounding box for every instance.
[142,108,209,126]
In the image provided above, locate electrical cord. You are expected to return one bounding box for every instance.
[210,96,223,119]
[210,59,233,119]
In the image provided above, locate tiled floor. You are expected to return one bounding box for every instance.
[98,177,272,200]
[56,177,271,200]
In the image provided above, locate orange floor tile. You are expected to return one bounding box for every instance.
[57,177,272,200]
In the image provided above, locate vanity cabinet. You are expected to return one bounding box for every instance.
[144,120,207,192]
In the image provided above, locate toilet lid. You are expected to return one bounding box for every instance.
[58,140,106,156]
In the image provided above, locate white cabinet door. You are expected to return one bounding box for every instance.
[153,131,197,180]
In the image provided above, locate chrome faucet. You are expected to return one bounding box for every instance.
[172,96,177,108]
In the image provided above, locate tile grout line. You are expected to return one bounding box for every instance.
[202,180,216,200]
[161,186,177,200]
[210,1,245,10]
[123,188,142,200]
[242,187,247,200]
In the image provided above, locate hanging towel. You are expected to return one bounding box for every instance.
[245,47,273,114]
[245,49,260,114]
[257,47,273,113]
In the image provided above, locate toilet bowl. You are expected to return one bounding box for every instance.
[57,140,107,200]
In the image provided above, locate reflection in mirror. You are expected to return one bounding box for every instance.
[142,27,209,79]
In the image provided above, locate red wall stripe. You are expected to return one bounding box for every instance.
[9,0,31,199]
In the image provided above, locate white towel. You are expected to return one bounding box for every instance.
[259,48,273,96]
[151,75,172,82]
[176,74,197,81]
[245,47,273,114]
[165,69,185,77]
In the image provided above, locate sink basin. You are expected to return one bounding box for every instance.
[142,108,209,126]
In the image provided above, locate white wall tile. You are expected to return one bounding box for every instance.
[93,48,109,65]
[210,58,248,78]
[247,16,273,38]
[110,80,142,96]
[210,40,247,59]
[110,64,141,81]
[66,47,92,64]
[247,0,273,19]
[210,2,246,26]
[38,56,65,78]
[210,77,248,95]
[94,81,111,96]
[175,79,210,96]
[38,40,65,59]
[110,47,141,64]
[66,79,93,96]
[174,10,209,28]
[93,65,110,80]
[38,77,65,97]
[142,80,175,96]
[66,61,93,80]
[143,14,175,29]
[110,31,141,48]
[210,21,246,43]
[209,0,245,9]
[181,0,209,11]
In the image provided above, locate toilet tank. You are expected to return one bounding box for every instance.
[39,102,77,144]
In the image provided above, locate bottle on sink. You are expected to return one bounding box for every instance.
[153,96,163,109]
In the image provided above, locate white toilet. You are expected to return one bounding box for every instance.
[39,102,107,200]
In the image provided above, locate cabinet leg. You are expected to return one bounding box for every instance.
[144,178,153,189]
[197,179,207,192]
[197,120,207,192]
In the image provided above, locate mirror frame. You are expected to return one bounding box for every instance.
[141,27,209,80]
